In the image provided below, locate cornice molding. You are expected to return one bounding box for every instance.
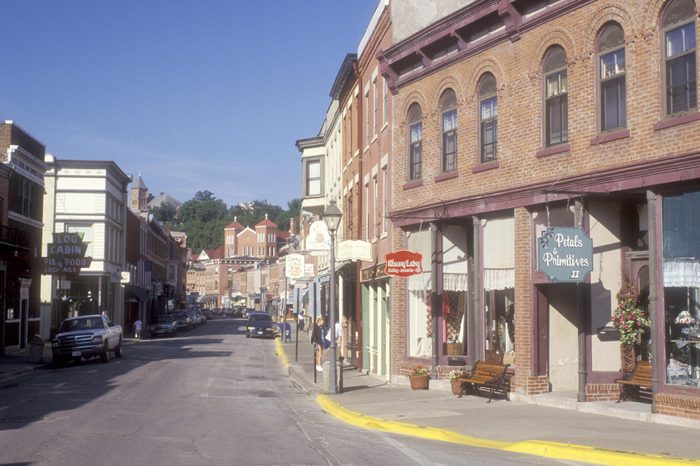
[381,0,593,93]
[389,150,700,227]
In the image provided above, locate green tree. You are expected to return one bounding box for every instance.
[150,203,178,224]
[178,191,228,251]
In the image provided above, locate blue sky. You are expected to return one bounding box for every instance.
[1,0,377,208]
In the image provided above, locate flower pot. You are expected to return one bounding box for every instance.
[450,379,462,395]
[409,374,429,390]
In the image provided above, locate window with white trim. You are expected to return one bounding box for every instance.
[663,0,697,116]
[598,23,626,131]
[408,103,422,181]
[543,46,568,146]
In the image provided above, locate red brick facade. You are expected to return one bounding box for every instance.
[381,0,700,420]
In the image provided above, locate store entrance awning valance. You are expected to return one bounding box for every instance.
[124,285,149,302]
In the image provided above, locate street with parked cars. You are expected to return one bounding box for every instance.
[1,318,513,466]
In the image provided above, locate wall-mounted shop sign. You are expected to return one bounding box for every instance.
[361,263,387,282]
[385,250,423,277]
[43,232,92,274]
[537,227,593,283]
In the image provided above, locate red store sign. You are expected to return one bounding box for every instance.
[385,250,423,277]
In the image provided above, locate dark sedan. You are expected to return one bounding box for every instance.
[246,312,275,338]
[149,314,177,338]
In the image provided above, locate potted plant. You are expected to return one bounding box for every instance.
[409,365,430,390]
[612,292,650,373]
[448,370,465,395]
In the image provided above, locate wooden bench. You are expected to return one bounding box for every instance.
[456,361,512,402]
[615,360,652,402]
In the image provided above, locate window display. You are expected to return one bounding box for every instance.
[663,189,700,386]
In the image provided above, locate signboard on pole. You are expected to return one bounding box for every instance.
[385,250,423,277]
[537,227,593,283]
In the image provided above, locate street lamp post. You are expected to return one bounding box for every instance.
[323,199,342,394]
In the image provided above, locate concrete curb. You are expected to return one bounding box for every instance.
[273,340,699,465]
[316,394,699,466]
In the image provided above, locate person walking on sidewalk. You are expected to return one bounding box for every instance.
[311,316,327,372]
[133,319,142,340]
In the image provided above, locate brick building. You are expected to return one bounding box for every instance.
[379,0,700,419]
[357,1,394,379]
[0,122,46,353]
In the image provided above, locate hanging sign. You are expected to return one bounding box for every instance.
[385,250,423,277]
[305,220,330,255]
[285,253,305,279]
[537,227,593,283]
[43,232,92,274]
[337,240,372,262]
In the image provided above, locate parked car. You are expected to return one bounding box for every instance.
[172,311,192,331]
[149,314,177,338]
[246,312,275,339]
[187,310,204,325]
[52,314,123,365]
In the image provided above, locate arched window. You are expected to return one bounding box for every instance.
[662,0,697,115]
[478,74,497,162]
[440,89,457,172]
[408,103,423,180]
[543,46,568,146]
[598,23,626,131]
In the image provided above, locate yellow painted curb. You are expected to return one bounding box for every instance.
[274,337,290,369]
[317,394,700,466]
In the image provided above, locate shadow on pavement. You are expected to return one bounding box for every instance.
[0,319,244,431]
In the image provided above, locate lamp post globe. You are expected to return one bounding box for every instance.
[322,199,342,394]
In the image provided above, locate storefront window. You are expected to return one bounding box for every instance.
[408,229,432,357]
[483,217,515,363]
[443,226,469,357]
[663,189,700,386]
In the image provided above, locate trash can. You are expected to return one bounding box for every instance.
[29,334,44,364]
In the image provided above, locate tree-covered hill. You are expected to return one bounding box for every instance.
[152,191,300,252]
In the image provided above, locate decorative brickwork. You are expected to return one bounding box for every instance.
[585,383,620,402]
[525,376,550,395]
[655,393,700,421]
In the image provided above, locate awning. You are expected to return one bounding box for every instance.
[198,294,218,304]
[124,285,149,302]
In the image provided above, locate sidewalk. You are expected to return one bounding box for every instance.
[0,338,142,382]
[277,329,700,465]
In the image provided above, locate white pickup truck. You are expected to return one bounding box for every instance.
[52,314,123,365]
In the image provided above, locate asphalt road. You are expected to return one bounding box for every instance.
[0,318,571,465]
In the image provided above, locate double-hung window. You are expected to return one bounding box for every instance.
[478,74,497,162]
[544,46,568,146]
[408,103,422,181]
[440,89,457,172]
[598,23,626,131]
[373,77,378,137]
[305,159,321,197]
[663,0,697,116]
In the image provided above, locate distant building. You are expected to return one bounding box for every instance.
[147,192,181,211]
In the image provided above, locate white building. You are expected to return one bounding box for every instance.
[41,155,131,332]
